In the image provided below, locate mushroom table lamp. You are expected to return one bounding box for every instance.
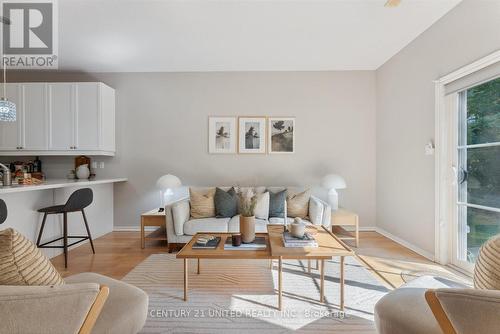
[321,174,346,211]
[156,174,182,209]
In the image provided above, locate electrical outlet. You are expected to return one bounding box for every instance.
[91,161,98,169]
[99,161,105,169]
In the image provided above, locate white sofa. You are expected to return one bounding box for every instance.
[165,186,331,251]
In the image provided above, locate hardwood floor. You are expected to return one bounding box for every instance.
[51,230,472,288]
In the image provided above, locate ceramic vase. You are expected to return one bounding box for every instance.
[76,164,90,179]
[240,215,255,243]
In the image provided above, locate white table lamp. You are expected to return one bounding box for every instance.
[156,174,182,208]
[321,174,346,211]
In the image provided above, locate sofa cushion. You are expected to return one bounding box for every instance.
[269,189,286,218]
[183,218,230,236]
[214,187,238,218]
[190,188,216,218]
[228,215,269,233]
[0,228,64,286]
[287,189,311,218]
[65,272,148,334]
[254,191,270,220]
[268,217,307,225]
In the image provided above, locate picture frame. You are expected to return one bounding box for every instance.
[208,116,237,154]
[268,117,295,154]
[238,117,267,154]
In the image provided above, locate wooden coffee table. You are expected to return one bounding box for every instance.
[176,225,354,310]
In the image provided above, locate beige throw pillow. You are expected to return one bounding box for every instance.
[0,228,64,286]
[190,188,216,218]
[287,189,311,219]
[254,192,270,220]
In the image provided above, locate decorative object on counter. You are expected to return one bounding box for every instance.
[321,174,347,210]
[75,156,95,179]
[290,217,306,238]
[0,163,12,186]
[156,174,182,209]
[0,17,16,122]
[76,164,91,179]
[33,156,42,173]
[237,188,258,243]
[66,170,76,180]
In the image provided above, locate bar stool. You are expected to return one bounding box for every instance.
[0,199,7,224]
[36,188,95,268]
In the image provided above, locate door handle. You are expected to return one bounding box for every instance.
[459,168,468,184]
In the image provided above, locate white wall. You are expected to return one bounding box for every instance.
[376,0,500,256]
[9,71,377,230]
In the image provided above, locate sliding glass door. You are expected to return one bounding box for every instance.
[453,77,500,271]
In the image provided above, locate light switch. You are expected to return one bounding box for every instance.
[99,161,105,169]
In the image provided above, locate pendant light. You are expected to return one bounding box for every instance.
[0,15,15,122]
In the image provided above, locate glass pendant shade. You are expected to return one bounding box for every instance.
[0,98,16,121]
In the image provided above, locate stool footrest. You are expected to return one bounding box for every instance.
[38,236,90,248]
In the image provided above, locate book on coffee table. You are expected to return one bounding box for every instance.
[282,232,318,248]
[192,236,221,249]
[224,236,267,250]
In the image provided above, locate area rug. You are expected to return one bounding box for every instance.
[122,254,389,333]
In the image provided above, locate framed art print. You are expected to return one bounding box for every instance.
[268,117,295,154]
[208,117,237,154]
[238,117,266,154]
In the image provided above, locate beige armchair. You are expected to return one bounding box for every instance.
[0,283,109,334]
[375,234,500,334]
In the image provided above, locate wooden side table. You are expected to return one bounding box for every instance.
[331,208,359,247]
[141,209,167,249]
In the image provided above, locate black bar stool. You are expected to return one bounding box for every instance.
[36,188,95,268]
[0,199,7,224]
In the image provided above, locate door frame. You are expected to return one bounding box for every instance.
[434,49,500,267]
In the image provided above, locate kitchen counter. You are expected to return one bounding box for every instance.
[0,177,128,259]
[0,178,128,194]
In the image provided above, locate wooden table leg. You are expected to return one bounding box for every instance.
[184,259,188,301]
[316,259,319,270]
[269,259,273,270]
[140,218,145,249]
[355,217,359,248]
[340,256,345,311]
[278,256,283,310]
[308,259,311,273]
[197,258,200,275]
[320,259,325,303]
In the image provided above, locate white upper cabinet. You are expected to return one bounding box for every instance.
[22,84,48,150]
[48,83,74,150]
[0,82,115,156]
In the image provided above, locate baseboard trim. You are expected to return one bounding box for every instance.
[114,226,156,232]
[375,227,435,261]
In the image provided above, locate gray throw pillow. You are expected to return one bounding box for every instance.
[214,187,238,218]
[269,189,287,218]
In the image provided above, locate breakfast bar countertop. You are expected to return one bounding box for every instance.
[0,178,128,194]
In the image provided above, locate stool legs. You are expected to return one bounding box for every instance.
[36,213,47,247]
[81,209,95,254]
[63,212,68,268]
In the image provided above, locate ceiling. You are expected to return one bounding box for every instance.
[58,0,462,72]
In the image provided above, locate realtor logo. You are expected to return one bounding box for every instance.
[2,0,58,68]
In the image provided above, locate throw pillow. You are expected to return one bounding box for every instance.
[269,189,287,218]
[474,234,500,290]
[190,188,216,218]
[254,191,270,220]
[214,187,238,218]
[0,228,64,286]
[287,189,311,219]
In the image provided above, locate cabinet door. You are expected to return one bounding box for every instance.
[48,83,74,150]
[75,83,100,150]
[21,83,48,150]
[0,84,22,150]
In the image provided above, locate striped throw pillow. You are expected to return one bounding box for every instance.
[0,228,64,286]
[474,234,500,290]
